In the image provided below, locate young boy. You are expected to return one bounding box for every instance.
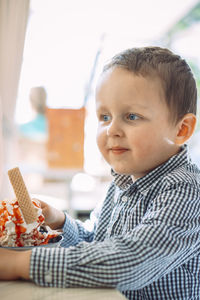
[0,46,200,300]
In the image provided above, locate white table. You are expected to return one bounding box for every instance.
[0,280,126,300]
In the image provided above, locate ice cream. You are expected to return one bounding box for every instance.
[0,198,58,247]
[0,167,60,247]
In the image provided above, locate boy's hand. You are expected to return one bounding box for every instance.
[35,199,66,230]
[0,249,31,280]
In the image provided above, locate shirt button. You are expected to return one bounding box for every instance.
[45,271,52,283]
[121,196,128,202]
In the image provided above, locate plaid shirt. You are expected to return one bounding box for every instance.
[30,145,200,299]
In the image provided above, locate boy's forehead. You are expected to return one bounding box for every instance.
[96,68,165,102]
[96,67,164,91]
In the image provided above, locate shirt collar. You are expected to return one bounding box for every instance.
[111,145,190,193]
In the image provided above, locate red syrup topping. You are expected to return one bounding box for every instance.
[0,199,57,247]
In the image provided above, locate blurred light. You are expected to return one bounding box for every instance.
[70,172,96,192]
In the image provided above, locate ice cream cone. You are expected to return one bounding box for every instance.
[8,167,38,224]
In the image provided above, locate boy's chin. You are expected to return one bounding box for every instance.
[112,166,134,176]
[112,166,146,180]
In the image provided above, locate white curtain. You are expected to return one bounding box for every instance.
[0,0,30,197]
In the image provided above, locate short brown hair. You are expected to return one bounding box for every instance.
[103,46,197,124]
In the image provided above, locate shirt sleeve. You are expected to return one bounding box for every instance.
[60,212,95,247]
[59,194,104,247]
[29,182,200,291]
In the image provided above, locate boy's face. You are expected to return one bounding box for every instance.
[95,67,181,180]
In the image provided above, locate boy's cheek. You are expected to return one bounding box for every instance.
[97,124,107,135]
[134,143,152,159]
[96,136,105,157]
[131,136,156,159]
[96,128,106,146]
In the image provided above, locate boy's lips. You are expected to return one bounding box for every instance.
[109,146,129,155]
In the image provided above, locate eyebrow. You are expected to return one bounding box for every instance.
[125,103,149,110]
[96,105,108,112]
[96,103,149,112]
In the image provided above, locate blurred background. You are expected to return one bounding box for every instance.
[0,0,200,220]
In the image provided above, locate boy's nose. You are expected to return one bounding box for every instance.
[106,120,123,137]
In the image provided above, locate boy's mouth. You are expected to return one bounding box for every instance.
[109,147,129,155]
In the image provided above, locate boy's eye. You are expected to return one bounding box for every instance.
[101,114,111,122]
[127,113,139,121]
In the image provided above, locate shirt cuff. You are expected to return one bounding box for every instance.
[61,213,80,247]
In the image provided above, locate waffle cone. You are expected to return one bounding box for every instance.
[8,167,38,224]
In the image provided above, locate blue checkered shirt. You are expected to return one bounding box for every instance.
[30,145,200,299]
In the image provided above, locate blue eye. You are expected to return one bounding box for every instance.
[128,113,138,121]
[102,115,111,122]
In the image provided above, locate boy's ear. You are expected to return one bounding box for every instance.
[175,113,196,145]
